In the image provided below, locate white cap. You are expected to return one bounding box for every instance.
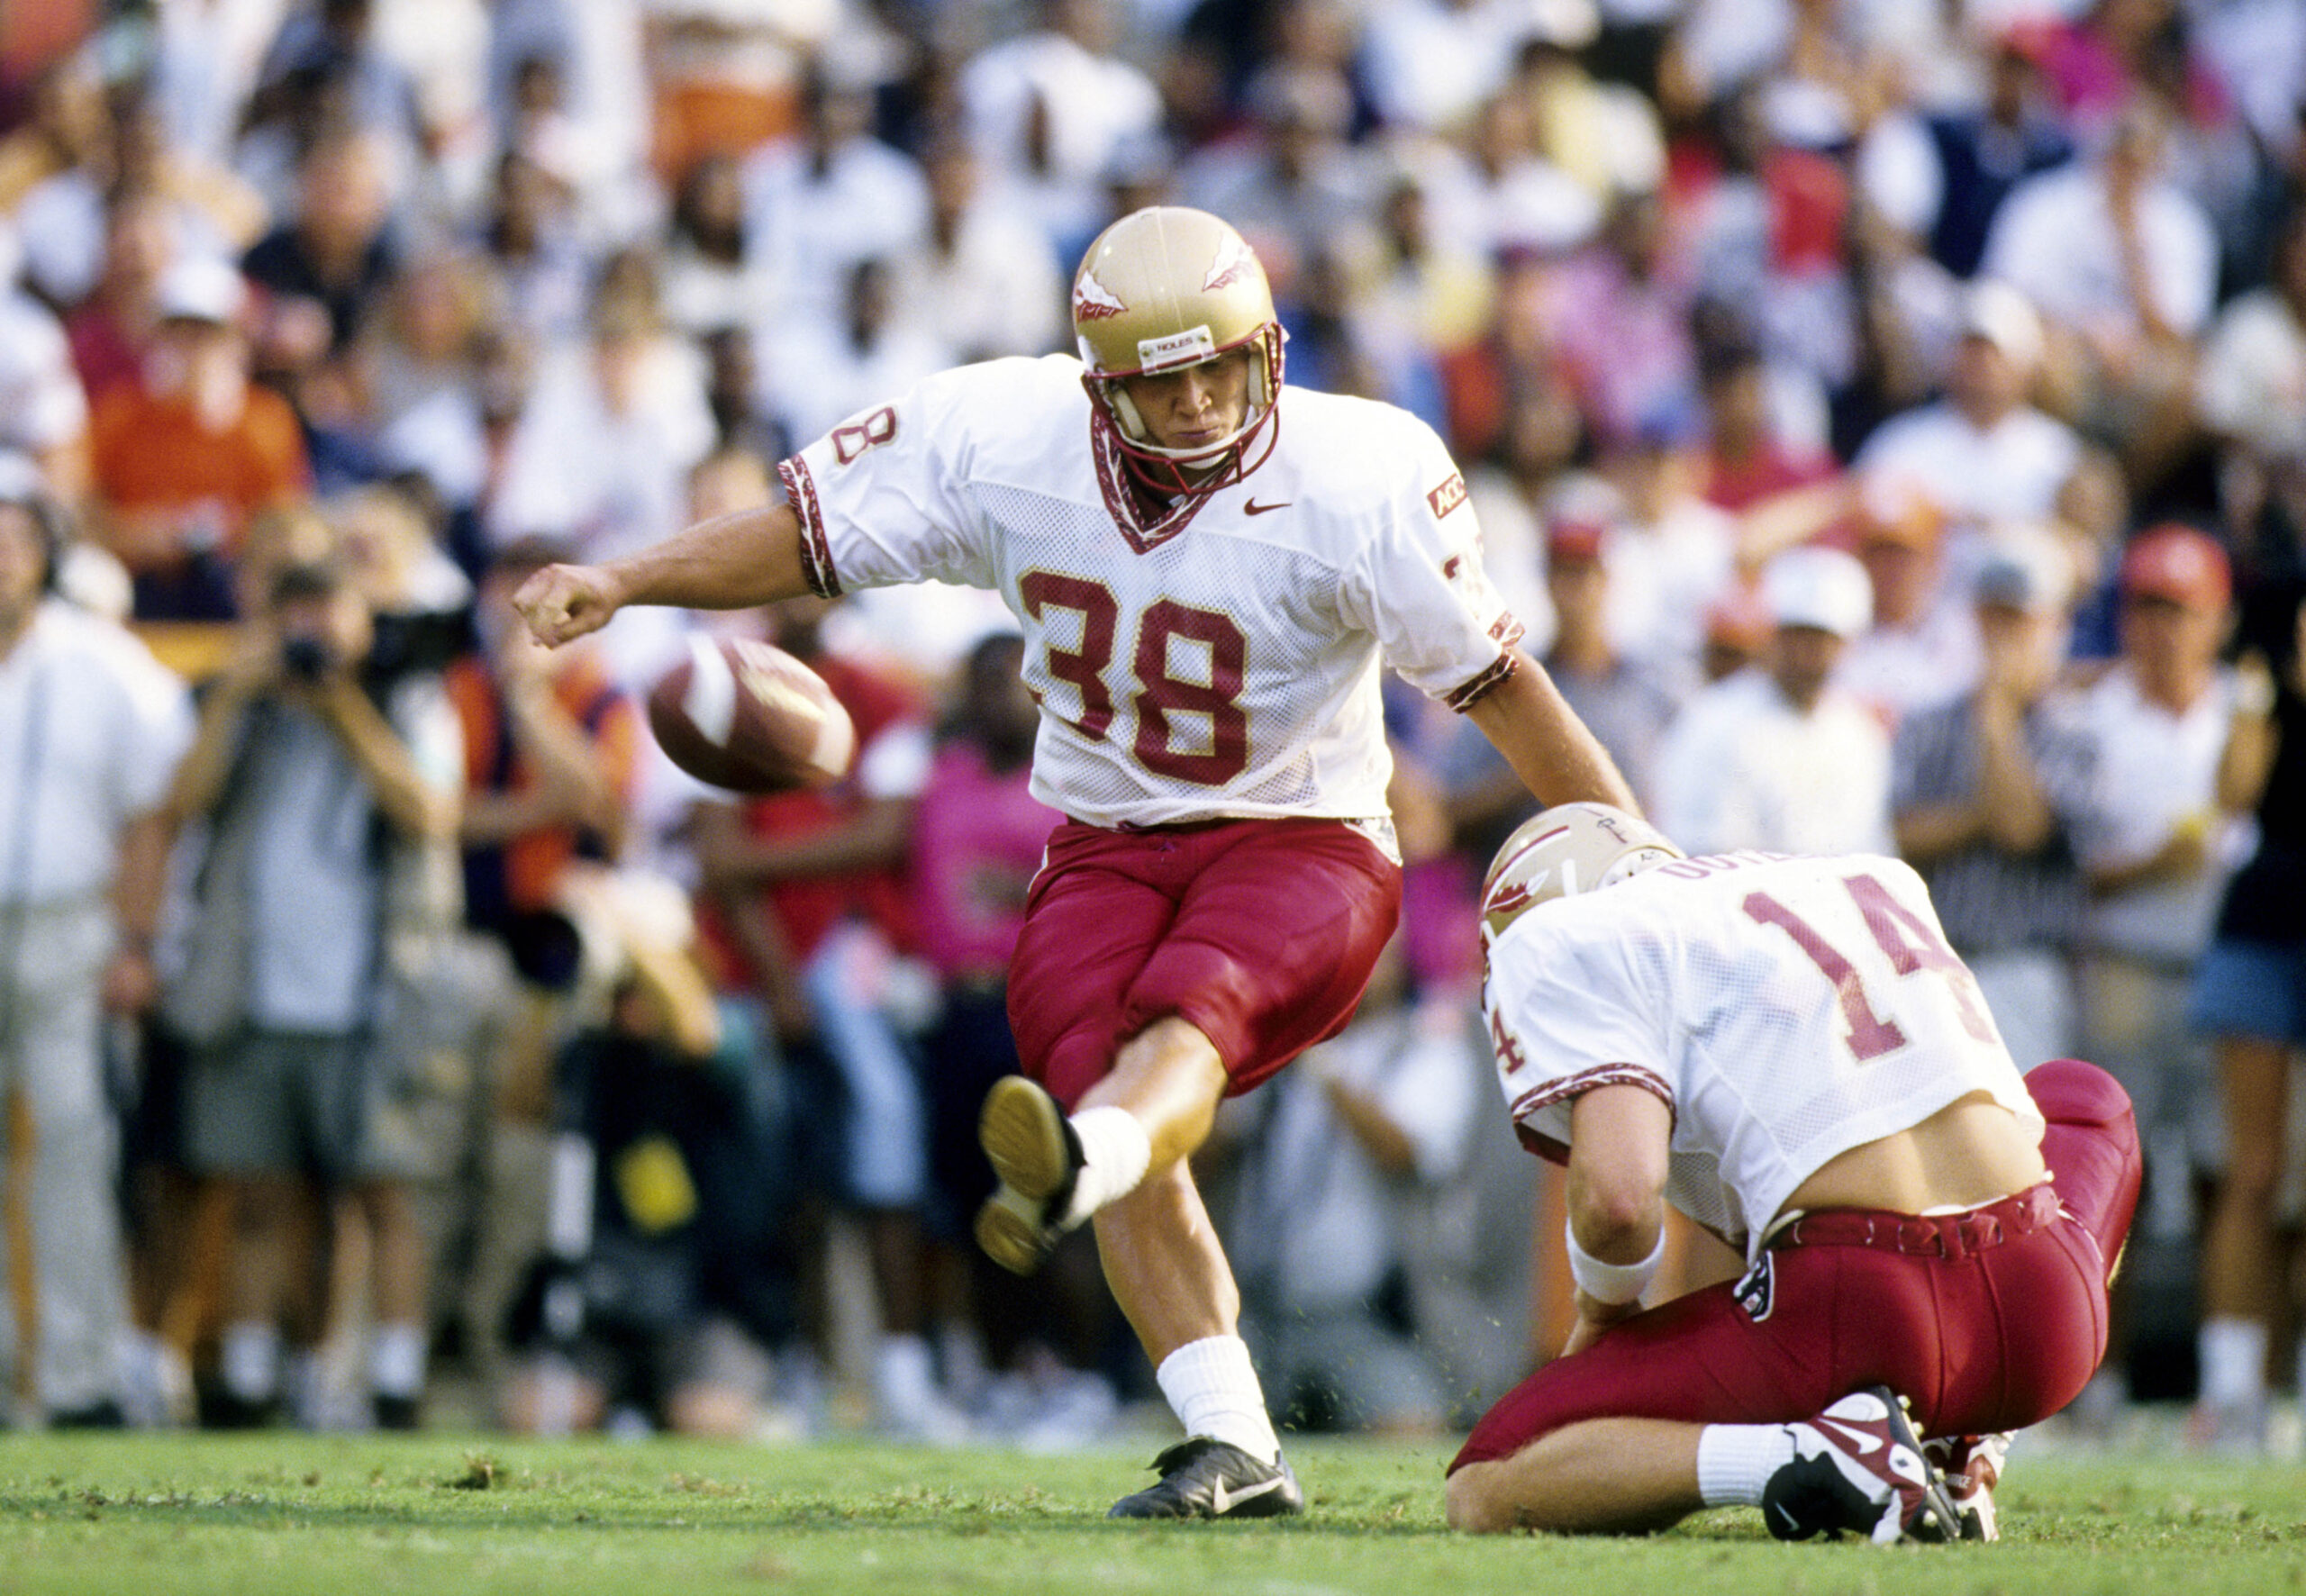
[156,255,249,327]
[1762,545,1874,639]
[1962,277,2044,371]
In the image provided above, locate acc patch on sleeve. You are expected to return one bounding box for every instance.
[1427,473,1467,520]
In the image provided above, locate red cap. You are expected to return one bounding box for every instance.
[2119,524,2229,612]
[1547,518,1608,566]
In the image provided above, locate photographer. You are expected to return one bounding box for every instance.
[163,555,461,1428]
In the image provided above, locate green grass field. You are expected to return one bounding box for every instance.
[1,1428,2299,1596]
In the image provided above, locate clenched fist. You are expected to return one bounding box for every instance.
[514,563,624,647]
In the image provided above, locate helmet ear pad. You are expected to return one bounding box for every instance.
[1107,385,1149,444]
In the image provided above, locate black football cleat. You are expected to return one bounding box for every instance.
[975,1075,1083,1275]
[1760,1386,1961,1545]
[1108,1437,1305,1520]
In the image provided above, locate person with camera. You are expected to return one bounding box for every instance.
[163,552,462,1428]
[0,462,191,1425]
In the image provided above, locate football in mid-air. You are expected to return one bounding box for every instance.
[646,634,855,793]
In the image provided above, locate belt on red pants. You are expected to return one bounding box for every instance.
[1766,1181,2061,1260]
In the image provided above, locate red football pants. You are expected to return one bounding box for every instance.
[1004,817,1401,1107]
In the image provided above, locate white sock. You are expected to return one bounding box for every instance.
[1155,1335,1280,1462]
[1060,1106,1152,1227]
[368,1322,428,1400]
[220,1321,280,1403]
[2199,1317,2269,1409]
[1696,1422,1798,1507]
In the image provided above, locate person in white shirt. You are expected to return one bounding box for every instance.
[1834,484,1981,727]
[2055,523,2247,1402]
[0,474,193,1423]
[512,206,1632,1518]
[1855,278,2083,534]
[1447,803,2141,1543]
[2194,209,2306,548]
[1653,545,1893,857]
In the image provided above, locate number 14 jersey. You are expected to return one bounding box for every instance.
[778,354,1522,836]
[1483,850,2047,1263]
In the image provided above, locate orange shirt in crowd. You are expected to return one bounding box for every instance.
[446,649,641,929]
[87,384,310,572]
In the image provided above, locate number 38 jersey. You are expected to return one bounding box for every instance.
[778,354,1521,835]
[1482,850,2046,1262]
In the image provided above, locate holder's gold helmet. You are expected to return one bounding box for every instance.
[1480,803,1683,944]
[1071,206,1285,494]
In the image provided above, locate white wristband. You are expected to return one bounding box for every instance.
[1566,1218,1665,1306]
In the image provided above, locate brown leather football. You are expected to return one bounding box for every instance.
[646,634,856,793]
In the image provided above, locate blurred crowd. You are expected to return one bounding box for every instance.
[0,0,2302,1455]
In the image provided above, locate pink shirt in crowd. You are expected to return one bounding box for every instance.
[910,741,1062,983]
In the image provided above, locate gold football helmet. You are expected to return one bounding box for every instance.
[1071,206,1285,494]
[1480,803,1683,944]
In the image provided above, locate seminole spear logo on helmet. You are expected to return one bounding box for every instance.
[1073,270,1127,322]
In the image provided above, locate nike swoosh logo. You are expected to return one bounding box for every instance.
[1209,1474,1285,1514]
[1772,1501,1801,1532]
[1243,499,1292,515]
[1818,1418,1884,1455]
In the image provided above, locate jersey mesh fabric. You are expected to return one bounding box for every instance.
[1486,850,2046,1259]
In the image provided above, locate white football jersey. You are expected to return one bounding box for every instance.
[779,355,1520,835]
[1483,850,2044,1262]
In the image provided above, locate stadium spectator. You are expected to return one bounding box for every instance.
[0,235,89,500]
[1176,60,1378,301]
[1693,333,1835,515]
[1920,31,2077,280]
[889,135,1067,366]
[658,151,769,344]
[2057,523,2247,1409]
[512,205,1631,1515]
[908,631,1118,1450]
[161,552,461,1428]
[1228,930,1476,1438]
[64,185,190,406]
[8,77,264,313]
[1448,803,2141,1542]
[691,597,967,1445]
[2184,583,2306,1452]
[1853,278,2082,534]
[241,124,403,367]
[0,468,193,1425]
[1592,405,1739,688]
[1441,517,1678,865]
[1834,482,1977,725]
[472,147,592,345]
[1979,96,2217,485]
[1891,524,2089,1076]
[955,0,1163,265]
[86,254,311,621]
[450,537,636,939]
[740,56,928,339]
[488,261,714,686]
[498,870,798,1441]
[2195,206,2306,569]
[1653,545,1893,857]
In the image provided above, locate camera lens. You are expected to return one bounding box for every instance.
[281,635,331,680]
